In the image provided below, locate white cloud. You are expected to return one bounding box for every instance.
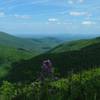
[47,18,67,25]
[69,11,88,16]
[68,0,84,4]
[0,12,5,17]
[14,14,32,19]
[48,18,58,22]
[68,0,73,4]
[82,21,96,25]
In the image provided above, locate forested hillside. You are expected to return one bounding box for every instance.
[4,37,100,83]
[0,34,100,100]
[0,32,62,79]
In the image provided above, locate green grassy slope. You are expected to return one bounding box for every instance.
[0,44,33,78]
[0,32,62,79]
[49,37,100,53]
[0,35,100,100]
[5,37,100,82]
[0,32,62,54]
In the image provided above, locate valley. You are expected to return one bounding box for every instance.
[0,32,100,100]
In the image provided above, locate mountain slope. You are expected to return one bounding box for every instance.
[0,32,62,54]
[0,31,62,79]
[5,37,100,82]
[49,37,100,53]
[0,44,34,78]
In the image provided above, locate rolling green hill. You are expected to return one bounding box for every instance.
[0,44,34,78]
[49,37,100,53]
[0,34,100,100]
[0,32,62,54]
[0,31,62,79]
[5,37,100,82]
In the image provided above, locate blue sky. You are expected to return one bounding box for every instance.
[0,0,100,36]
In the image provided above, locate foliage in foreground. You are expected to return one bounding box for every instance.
[0,68,100,100]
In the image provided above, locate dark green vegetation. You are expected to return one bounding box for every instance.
[6,37,100,83]
[0,32,62,79]
[0,32,100,100]
[0,68,100,100]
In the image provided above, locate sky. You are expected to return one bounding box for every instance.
[0,0,100,36]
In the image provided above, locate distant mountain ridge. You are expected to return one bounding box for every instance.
[0,31,62,54]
